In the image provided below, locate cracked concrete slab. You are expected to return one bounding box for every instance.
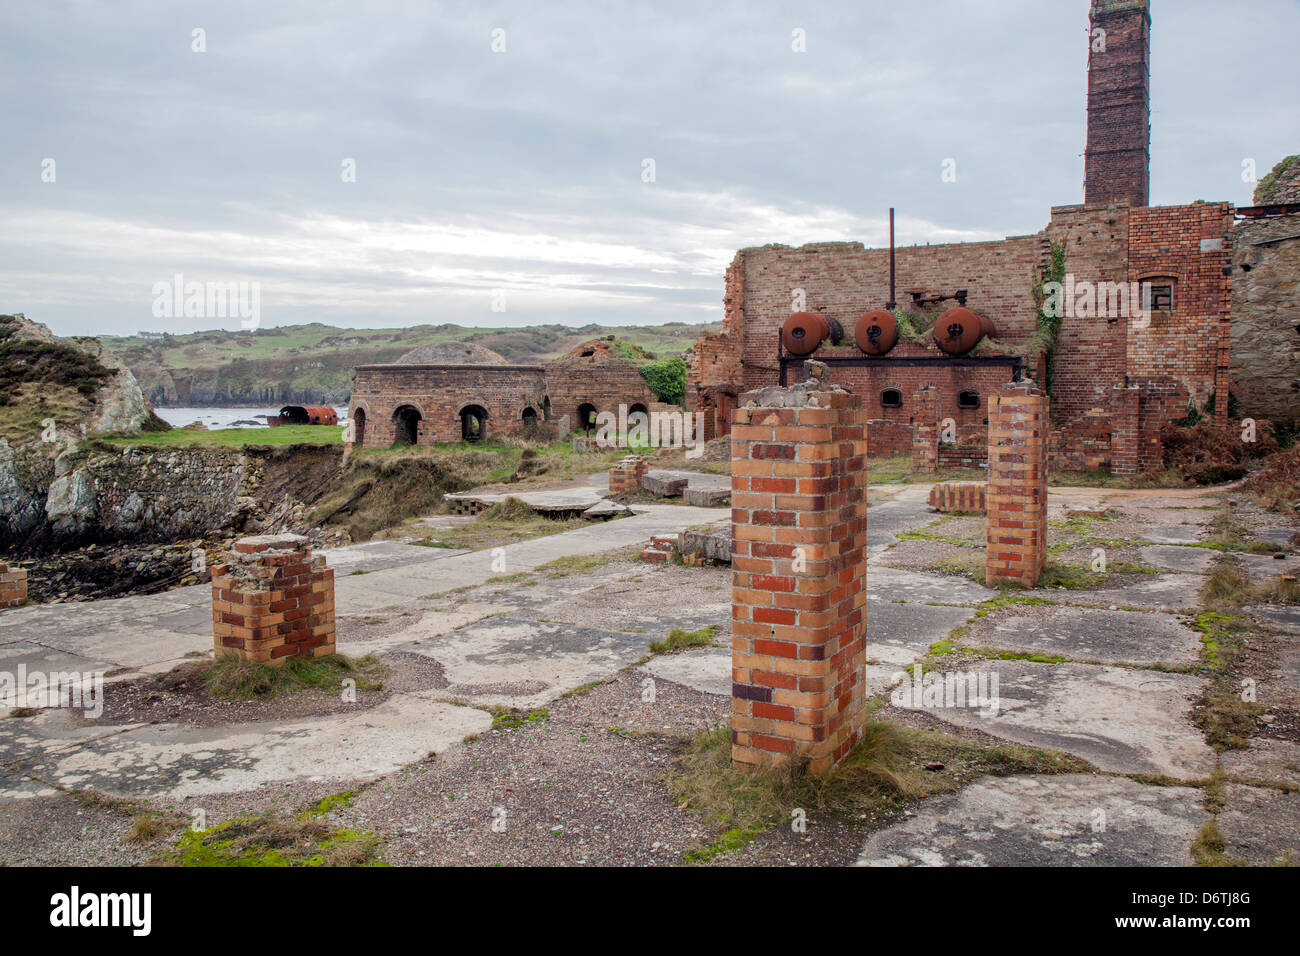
[900,659,1215,778]
[1139,545,1217,574]
[4,694,488,800]
[639,647,730,696]
[1217,784,1300,866]
[1246,604,1300,634]
[965,605,1201,665]
[1040,573,1205,611]
[399,615,653,709]
[864,566,996,606]
[856,774,1204,866]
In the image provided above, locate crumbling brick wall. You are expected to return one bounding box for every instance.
[539,340,659,432]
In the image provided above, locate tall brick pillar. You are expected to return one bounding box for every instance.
[211,534,336,663]
[911,385,939,473]
[1110,383,1140,475]
[986,382,1049,588]
[0,562,27,609]
[730,379,868,774]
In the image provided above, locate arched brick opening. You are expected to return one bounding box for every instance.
[352,407,367,445]
[521,406,538,423]
[460,404,488,442]
[576,402,598,433]
[392,405,421,445]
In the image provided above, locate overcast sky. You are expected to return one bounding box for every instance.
[2,0,1296,339]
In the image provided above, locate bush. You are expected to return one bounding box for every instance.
[638,355,688,405]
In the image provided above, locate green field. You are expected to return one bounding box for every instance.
[99,425,344,447]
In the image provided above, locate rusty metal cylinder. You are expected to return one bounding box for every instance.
[781,312,827,356]
[932,307,990,355]
[854,309,898,355]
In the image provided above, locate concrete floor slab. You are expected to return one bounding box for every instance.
[864,566,996,606]
[901,660,1214,778]
[1246,604,1300,634]
[1219,737,1300,788]
[1141,524,1205,545]
[965,605,1201,666]
[1217,784,1300,866]
[4,695,488,800]
[400,615,653,708]
[1041,573,1205,611]
[856,774,1203,866]
[639,648,730,697]
[1139,545,1217,575]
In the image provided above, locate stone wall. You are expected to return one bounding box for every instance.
[1231,162,1300,429]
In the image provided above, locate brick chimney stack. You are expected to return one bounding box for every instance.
[1084,0,1151,207]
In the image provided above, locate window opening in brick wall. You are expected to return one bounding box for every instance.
[881,388,903,408]
[1142,280,1175,313]
[958,390,980,409]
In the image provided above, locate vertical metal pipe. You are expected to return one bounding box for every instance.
[887,207,896,310]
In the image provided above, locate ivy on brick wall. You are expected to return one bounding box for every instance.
[638,355,687,405]
[1029,239,1069,391]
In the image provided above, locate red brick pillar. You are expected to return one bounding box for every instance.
[608,455,648,494]
[1110,383,1140,475]
[911,385,939,473]
[0,562,27,609]
[211,534,336,663]
[730,384,868,774]
[986,382,1049,587]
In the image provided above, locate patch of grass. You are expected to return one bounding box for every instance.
[124,813,181,844]
[100,425,343,447]
[489,707,550,730]
[1191,820,1246,867]
[202,654,385,700]
[535,552,620,578]
[160,815,386,867]
[669,720,1088,863]
[650,625,719,655]
[300,790,359,819]
[1190,573,1268,751]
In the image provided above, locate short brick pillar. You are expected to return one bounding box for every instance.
[211,534,336,663]
[730,382,868,774]
[910,385,939,473]
[608,455,648,494]
[928,481,987,513]
[0,563,28,609]
[985,382,1049,587]
[1110,383,1140,475]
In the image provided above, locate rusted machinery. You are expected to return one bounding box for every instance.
[780,304,995,358]
[268,405,339,426]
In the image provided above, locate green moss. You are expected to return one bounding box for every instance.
[489,707,550,730]
[1254,155,1298,204]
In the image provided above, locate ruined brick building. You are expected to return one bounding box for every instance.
[349,338,657,447]
[686,0,1299,473]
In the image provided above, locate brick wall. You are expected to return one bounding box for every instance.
[911,385,939,473]
[0,562,27,609]
[730,387,868,774]
[986,384,1049,587]
[545,341,659,430]
[608,455,648,494]
[1127,201,1234,426]
[1084,0,1150,208]
[350,364,548,447]
[211,534,336,663]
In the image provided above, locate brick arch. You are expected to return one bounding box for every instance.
[391,403,425,445]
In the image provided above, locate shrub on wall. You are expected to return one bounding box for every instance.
[638,355,687,406]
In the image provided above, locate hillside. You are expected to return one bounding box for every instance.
[107,321,718,406]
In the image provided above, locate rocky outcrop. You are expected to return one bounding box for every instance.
[1231,161,1300,428]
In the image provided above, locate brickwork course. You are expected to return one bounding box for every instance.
[986,384,1050,587]
[211,534,336,663]
[928,481,987,514]
[0,562,27,609]
[681,0,1281,473]
[730,382,869,774]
